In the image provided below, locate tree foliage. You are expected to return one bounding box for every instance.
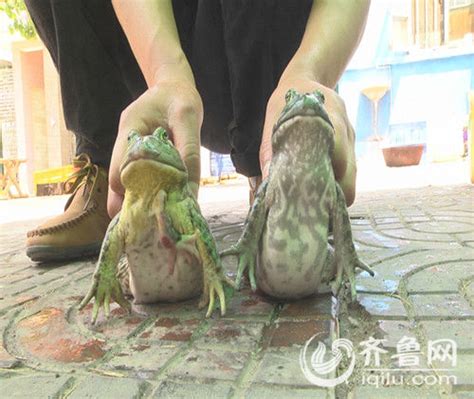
[0,0,36,40]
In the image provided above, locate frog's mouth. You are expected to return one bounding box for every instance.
[274,102,333,133]
[120,149,186,174]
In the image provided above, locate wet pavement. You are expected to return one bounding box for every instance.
[0,183,472,398]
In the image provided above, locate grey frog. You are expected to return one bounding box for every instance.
[221,89,373,299]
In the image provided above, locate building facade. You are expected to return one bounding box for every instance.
[339,0,474,163]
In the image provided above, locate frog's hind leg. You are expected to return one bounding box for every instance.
[79,212,130,323]
[220,180,269,290]
[117,255,132,297]
[193,229,235,317]
[331,184,374,301]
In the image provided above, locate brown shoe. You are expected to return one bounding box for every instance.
[26,154,111,262]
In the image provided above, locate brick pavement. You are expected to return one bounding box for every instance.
[0,184,472,398]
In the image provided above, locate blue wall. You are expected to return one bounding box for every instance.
[339,3,474,161]
[341,53,473,141]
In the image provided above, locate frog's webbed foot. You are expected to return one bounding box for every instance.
[220,245,257,291]
[331,184,375,302]
[199,273,236,317]
[331,256,374,301]
[79,265,131,324]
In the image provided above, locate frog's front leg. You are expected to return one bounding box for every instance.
[220,180,269,290]
[79,213,130,323]
[155,190,200,274]
[331,184,374,301]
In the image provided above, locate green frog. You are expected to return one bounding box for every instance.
[79,127,235,323]
[221,89,373,300]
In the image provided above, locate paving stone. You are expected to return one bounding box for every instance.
[454,232,474,245]
[428,209,473,219]
[16,307,108,363]
[356,248,400,268]
[153,379,233,398]
[69,376,149,399]
[1,271,92,313]
[456,391,474,399]
[195,319,265,350]
[0,268,35,284]
[408,220,473,235]
[245,384,327,399]
[0,273,63,297]
[406,261,472,293]
[378,227,463,247]
[253,348,315,387]
[464,281,474,305]
[170,348,249,381]
[439,354,474,388]
[137,317,201,343]
[0,294,39,313]
[410,294,474,318]
[353,386,441,398]
[104,343,180,373]
[279,294,335,320]
[375,216,405,225]
[359,294,407,319]
[352,229,405,249]
[0,374,71,398]
[378,320,416,351]
[132,298,203,319]
[78,304,148,340]
[356,251,429,294]
[263,319,333,348]
[0,344,21,369]
[348,213,371,226]
[223,288,277,320]
[420,320,474,350]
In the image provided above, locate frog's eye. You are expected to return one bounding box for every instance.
[153,127,169,141]
[285,89,297,103]
[127,130,140,142]
[314,90,325,103]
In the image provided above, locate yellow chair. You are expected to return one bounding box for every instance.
[33,164,76,196]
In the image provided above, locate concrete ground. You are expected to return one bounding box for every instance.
[0,162,473,398]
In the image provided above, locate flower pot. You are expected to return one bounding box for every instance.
[382,144,424,167]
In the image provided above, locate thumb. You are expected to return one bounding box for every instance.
[260,98,285,179]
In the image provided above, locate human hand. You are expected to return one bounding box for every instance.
[260,77,357,205]
[107,81,203,217]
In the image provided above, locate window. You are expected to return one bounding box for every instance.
[411,0,443,48]
[391,0,473,50]
[447,0,473,43]
[390,0,412,50]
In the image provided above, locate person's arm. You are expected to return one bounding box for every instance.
[282,0,370,87]
[108,1,203,217]
[112,0,193,87]
[260,0,370,206]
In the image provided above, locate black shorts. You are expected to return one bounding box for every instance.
[26,0,312,177]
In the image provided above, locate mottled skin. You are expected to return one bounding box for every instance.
[222,89,373,299]
[79,128,234,322]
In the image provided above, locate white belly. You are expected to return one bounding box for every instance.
[125,227,202,303]
[257,221,330,299]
